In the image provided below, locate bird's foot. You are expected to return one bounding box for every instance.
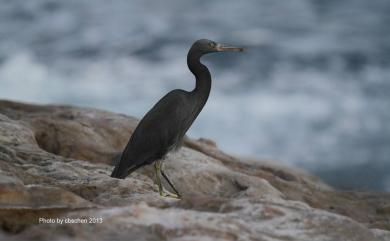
[159,189,181,199]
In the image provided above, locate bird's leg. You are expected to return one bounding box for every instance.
[160,162,181,198]
[154,160,180,199]
[154,161,164,196]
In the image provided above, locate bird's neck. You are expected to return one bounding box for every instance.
[187,51,211,105]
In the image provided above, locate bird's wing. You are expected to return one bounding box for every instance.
[111,90,192,178]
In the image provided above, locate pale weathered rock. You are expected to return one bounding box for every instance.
[0,100,389,240]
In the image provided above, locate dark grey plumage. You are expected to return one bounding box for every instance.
[111,39,243,197]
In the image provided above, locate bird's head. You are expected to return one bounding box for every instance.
[190,39,244,55]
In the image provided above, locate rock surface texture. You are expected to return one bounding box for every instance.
[0,100,389,241]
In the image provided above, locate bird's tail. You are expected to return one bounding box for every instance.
[110,166,123,179]
[110,154,126,179]
[110,153,142,179]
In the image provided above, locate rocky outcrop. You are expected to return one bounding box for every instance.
[0,100,389,241]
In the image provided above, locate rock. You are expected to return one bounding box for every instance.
[0,99,389,240]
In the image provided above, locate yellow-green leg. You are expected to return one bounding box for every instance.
[154,160,181,199]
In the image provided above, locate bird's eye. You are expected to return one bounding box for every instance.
[209,42,215,48]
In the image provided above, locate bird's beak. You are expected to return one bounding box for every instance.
[215,43,244,52]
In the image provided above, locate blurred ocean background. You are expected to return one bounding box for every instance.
[0,0,389,191]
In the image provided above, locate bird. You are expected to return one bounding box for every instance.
[111,39,243,198]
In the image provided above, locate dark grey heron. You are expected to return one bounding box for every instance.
[111,39,243,198]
